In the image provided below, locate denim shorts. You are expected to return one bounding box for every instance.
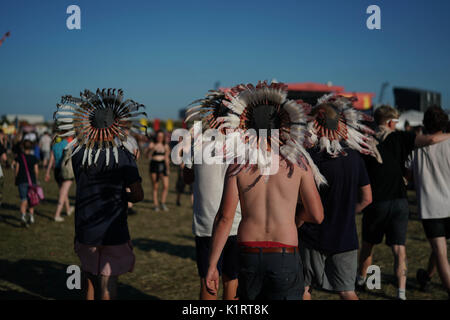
[18,183,29,201]
[237,248,304,300]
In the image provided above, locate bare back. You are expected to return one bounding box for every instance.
[235,161,304,246]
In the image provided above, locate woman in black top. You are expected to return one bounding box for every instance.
[146,130,170,211]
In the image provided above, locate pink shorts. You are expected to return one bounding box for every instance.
[74,240,135,276]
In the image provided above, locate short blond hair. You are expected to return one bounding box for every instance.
[374,105,400,126]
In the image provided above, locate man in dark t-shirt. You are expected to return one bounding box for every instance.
[357,105,450,300]
[72,146,143,300]
[298,101,373,300]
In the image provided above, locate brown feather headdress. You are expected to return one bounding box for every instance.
[187,81,327,186]
[307,93,381,162]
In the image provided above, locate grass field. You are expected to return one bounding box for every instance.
[0,157,449,300]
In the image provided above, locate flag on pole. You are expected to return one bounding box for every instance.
[166,119,173,132]
[153,118,160,131]
[0,31,11,47]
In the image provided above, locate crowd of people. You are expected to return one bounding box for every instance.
[0,84,449,301]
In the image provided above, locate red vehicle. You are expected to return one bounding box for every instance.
[286,82,374,111]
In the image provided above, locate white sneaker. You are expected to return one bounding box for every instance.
[67,206,74,216]
[160,204,169,212]
[29,214,35,224]
[21,214,27,226]
[54,216,65,222]
[153,206,160,212]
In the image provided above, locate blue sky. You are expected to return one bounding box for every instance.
[1,0,449,120]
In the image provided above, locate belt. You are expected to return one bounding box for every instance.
[240,247,298,254]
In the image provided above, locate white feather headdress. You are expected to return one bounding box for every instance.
[187,81,327,187]
[53,88,147,166]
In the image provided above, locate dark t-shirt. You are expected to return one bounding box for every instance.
[363,131,415,202]
[299,148,370,254]
[72,147,141,246]
[15,153,38,185]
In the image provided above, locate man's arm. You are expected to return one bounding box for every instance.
[205,165,239,295]
[15,162,19,177]
[34,163,39,180]
[297,165,324,225]
[355,184,372,214]
[126,181,144,203]
[415,133,450,148]
[0,152,6,165]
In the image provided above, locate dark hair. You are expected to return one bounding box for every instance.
[23,140,33,151]
[423,105,448,134]
[155,130,166,145]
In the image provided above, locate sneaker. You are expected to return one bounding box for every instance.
[153,206,160,212]
[66,206,74,217]
[416,268,431,292]
[29,214,35,224]
[54,216,65,222]
[355,276,366,292]
[160,203,169,212]
[21,214,27,227]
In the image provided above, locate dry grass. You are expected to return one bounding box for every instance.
[0,157,448,300]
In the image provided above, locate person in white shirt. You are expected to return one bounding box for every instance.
[39,132,52,167]
[184,161,241,300]
[410,106,450,298]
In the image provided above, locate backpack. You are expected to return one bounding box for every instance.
[61,148,74,180]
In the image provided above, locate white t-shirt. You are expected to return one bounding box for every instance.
[39,135,52,152]
[192,163,241,237]
[411,139,450,220]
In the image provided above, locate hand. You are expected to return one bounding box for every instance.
[205,267,219,296]
[44,173,50,182]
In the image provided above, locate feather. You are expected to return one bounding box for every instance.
[88,147,93,166]
[58,124,74,131]
[105,144,110,166]
[94,145,101,165]
[113,146,119,164]
[64,138,78,150]
[81,148,88,166]
[58,130,75,137]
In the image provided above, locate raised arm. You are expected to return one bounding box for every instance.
[415,132,450,148]
[205,165,240,295]
[297,165,324,225]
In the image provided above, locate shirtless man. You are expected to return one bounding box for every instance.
[205,155,323,300]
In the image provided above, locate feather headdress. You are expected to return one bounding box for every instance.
[307,94,381,162]
[53,88,147,166]
[187,81,327,186]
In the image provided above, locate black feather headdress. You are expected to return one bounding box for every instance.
[53,88,147,166]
